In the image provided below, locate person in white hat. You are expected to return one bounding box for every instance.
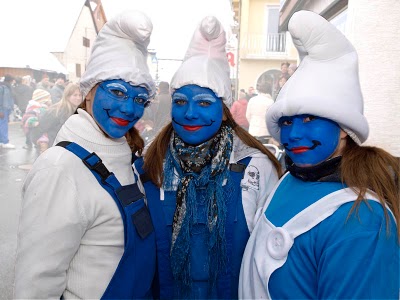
[133,15,281,299]
[239,10,399,300]
[14,10,157,299]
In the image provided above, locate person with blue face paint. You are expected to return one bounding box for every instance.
[279,114,343,167]
[239,11,399,300]
[133,16,282,299]
[14,11,157,299]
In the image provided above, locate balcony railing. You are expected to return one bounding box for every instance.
[241,32,287,58]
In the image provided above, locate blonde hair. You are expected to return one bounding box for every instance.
[144,103,282,187]
[49,83,81,117]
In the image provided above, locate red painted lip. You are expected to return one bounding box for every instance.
[183,125,202,131]
[291,147,310,154]
[111,117,129,126]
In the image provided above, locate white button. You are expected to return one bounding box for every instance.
[266,227,293,260]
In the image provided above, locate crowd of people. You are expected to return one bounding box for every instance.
[3,8,398,300]
[229,61,298,148]
[0,72,77,151]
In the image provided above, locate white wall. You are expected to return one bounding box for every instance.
[64,5,98,83]
[346,0,400,157]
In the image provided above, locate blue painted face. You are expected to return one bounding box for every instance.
[279,114,341,167]
[92,79,150,139]
[171,84,223,145]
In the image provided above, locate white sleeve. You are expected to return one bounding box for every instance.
[245,100,252,121]
[240,155,279,233]
[13,163,87,299]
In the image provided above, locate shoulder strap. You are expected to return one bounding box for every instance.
[282,188,381,238]
[56,141,146,242]
[57,141,113,183]
[134,156,175,299]
[229,156,252,174]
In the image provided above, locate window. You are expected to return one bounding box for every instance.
[83,37,90,48]
[265,5,285,52]
[76,64,81,77]
[330,9,348,35]
[266,6,279,34]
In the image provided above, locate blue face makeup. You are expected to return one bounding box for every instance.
[92,79,149,139]
[171,84,223,145]
[279,114,341,167]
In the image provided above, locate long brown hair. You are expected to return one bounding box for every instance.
[143,103,282,187]
[341,137,400,237]
[49,83,81,118]
[79,87,144,155]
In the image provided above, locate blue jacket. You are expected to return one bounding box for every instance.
[0,83,15,112]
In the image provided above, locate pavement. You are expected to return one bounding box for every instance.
[0,121,39,299]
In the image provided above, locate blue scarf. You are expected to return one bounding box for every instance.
[163,124,234,297]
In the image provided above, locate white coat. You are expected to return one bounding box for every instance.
[14,109,135,299]
[246,93,274,137]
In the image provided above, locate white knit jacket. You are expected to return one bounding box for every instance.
[14,109,135,299]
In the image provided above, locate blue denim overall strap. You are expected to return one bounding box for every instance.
[134,156,174,300]
[57,141,156,299]
[134,156,251,299]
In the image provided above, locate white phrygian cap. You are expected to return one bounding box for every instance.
[79,10,156,99]
[170,16,232,107]
[266,10,369,144]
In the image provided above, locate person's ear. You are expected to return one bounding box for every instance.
[86,85,98,102]
[339,129,347,140]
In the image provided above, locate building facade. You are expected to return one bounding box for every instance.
[232,0,298,100]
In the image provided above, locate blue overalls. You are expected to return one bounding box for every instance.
[135,156,251,299]
[57,141,156,299]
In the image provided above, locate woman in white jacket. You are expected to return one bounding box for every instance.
[14,10,157,299]
[245,82,274,140]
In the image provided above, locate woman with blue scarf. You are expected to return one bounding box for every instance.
[134,16,281,299]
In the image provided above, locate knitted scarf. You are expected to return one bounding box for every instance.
[163,124,234,297]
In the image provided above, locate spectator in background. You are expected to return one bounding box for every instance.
[31,83,82,149]
[153,81,172,133]
[0,74,16,149]
[14,75,34,114]
[21,89,52,150]
[246,86,257,100]
[273,73,290,101]
[280,61,290,76]
[246,82,274,142]
[50,73,66,104]
[36,74,52,92]
[288,63,298,77]
[230,90,249,131]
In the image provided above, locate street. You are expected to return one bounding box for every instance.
[0,122,38,299]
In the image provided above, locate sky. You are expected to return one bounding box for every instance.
[102,0,235,60]
[101,0,235,81]
[0,0,234,60]
[0,0,234,80]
